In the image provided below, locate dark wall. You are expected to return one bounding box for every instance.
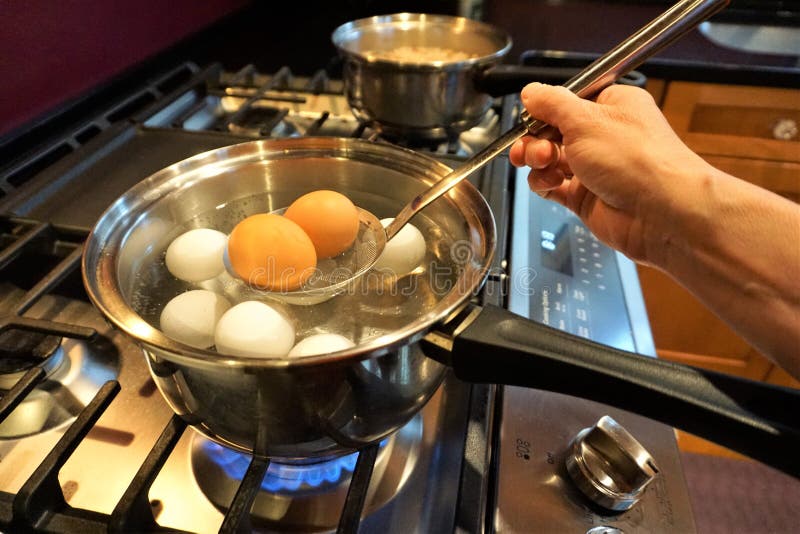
[0,0,252,138]
[0,0,461,139]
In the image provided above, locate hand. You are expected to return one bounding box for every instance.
[509,82,712,266]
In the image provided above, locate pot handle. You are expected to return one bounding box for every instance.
[425,304,800,477]
[474,65,647,98]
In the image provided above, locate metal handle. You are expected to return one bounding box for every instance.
[384,0,730,241]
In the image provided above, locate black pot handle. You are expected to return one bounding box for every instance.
[474,65,648,97]
[432,304,800,477]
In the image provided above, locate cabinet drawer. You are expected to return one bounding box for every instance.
[662,81,800,163]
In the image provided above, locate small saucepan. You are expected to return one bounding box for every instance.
[82,138,800,476]
[330,13,646,142]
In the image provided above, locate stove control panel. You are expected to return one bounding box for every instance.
[494,167,696,532]
[513,196,635,351]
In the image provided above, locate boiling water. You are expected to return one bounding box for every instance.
[125,190,468,353]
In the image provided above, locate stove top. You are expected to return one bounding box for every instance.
[0,60,695,533]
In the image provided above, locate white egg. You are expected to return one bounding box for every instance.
[214,301,295,358]
[160,290,231,349]
[288,333,356,358]
[165,228,227,282]
[372,218,426,275]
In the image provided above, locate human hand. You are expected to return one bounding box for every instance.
[509,83,712,266]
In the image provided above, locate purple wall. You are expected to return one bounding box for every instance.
[1,0,249,137]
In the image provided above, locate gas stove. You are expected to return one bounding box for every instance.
[0,61,695,532]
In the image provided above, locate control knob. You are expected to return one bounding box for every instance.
[565,415,659,512]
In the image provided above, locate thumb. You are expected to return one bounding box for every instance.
[520,83,591,136]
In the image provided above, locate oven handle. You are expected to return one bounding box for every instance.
[422,303,800,477]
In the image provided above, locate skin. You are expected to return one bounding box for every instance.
[510,83,800,380]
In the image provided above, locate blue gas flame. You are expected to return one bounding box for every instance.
[201,439,386,493]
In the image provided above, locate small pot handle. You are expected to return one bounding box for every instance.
[474,65,649,98]
[439,304,800,477]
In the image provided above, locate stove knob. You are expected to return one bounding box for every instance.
[565,415,659,512]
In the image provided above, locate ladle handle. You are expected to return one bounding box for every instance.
[383,0,730,241]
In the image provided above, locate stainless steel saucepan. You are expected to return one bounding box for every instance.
[331,13,512,141]
[331,13,649,142]
[82,137,800,476]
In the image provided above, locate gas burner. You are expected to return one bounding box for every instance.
[0,219,120,439]
[199,439,387,495]
[0,328,62,385]
[373,108,501,158]
[146,68,502,158]
[190,414,423,531]
[0,333,118,438]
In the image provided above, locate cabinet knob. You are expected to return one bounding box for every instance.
[565,416,659,511]
[773,118,798,141]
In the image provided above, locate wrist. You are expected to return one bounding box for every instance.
[639,158,718,272]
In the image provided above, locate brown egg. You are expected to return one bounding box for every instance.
[284,190,360,259]
[227,214,317,291]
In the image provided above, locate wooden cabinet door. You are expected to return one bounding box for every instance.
[636,265,774,381]
[661,81,800,164]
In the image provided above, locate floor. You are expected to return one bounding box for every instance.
[680,452,800,534]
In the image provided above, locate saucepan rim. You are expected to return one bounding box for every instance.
[331,12,512,70]
[81,137,496,370]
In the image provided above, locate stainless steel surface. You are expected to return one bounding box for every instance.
[494,388,697,533]
[565,416,660,512]
[502,165,695,532]
[332,13,512,140]
[698,21,800,55]
[383,124,524,242]
[0,295,172,508]
[385,0,731,242]
[82,137,496,459]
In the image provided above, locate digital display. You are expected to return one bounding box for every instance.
[539,223,572,276]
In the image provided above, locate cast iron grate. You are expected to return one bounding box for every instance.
[0,216,377,533]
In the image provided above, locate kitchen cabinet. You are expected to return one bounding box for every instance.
[638,80,800,386]
[660,81,800,201]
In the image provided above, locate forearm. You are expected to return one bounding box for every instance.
[648,164,800,379]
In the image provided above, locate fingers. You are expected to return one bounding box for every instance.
[594,83,656,107]
[528,165,569,193]
[511,137,571,169]
[512,136,572,194]
[520,82,590,135]
[531,177,570,206]
[531,176,594,219]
